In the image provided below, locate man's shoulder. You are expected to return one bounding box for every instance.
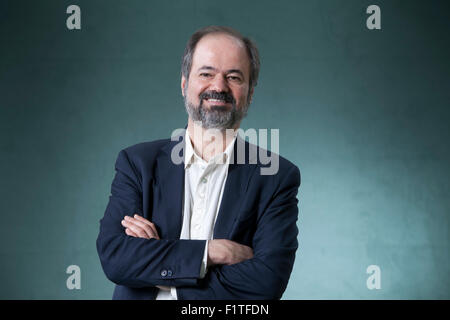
[246,140,300,176]
[122,138,171,155]
[117,138,173,167]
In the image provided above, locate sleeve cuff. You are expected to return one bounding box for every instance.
[199,240,208,279]
[171,287,178,299]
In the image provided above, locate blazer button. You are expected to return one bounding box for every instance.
[167,270,173,277]
[161,270,167,277]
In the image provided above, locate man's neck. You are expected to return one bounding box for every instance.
[187,119,238,162]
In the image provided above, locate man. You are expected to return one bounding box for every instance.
[96,26,301,300]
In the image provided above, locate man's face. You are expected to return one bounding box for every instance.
[181,33,254,129]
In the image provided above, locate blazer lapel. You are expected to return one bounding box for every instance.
[213,136,256,239]
[158,131,257,240]
[158,137,185,239]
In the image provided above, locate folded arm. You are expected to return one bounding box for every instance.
[96,149,206,288]
[97,149,300,299]
[177,165,301,300]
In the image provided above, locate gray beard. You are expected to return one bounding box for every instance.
[184,97,249,130]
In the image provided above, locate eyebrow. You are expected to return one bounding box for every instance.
[197,65,245,78]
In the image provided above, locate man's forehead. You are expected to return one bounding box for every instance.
[192,33,250,71]
[198,32,245,49]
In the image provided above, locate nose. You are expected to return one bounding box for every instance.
[209,74,230,92]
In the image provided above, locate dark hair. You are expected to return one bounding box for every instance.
[181,26,260,90]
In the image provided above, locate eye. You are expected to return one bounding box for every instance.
[200,73,212,78]
[227,75,242,82]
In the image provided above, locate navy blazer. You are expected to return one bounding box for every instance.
[96,132,301,300]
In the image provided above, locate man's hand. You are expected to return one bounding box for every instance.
[122,214,169,291]
[207,239,254,267]
[121,214,160,240]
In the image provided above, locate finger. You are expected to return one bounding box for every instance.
[125,228,138,238]
[132,215,160,240]
[124,216,158,239]
[229,244,254,265]
[121,219,150,239]
[133,214,152,225]
[134,215,160,239]
[156,285,171,291]
[124,216,156,238]
[243,245,254,259]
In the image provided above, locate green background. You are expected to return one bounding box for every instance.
[1,0,449,299]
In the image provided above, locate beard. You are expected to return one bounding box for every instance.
[184,90,250,130]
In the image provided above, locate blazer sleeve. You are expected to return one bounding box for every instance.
[177,165,301,300]
[96,149,206,288]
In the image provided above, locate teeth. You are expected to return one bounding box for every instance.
[207,99,225,102]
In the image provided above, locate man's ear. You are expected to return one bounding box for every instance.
[181,76,186,97]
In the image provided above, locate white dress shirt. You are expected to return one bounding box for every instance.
[156,130,237,300]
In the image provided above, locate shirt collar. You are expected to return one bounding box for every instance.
[184,129,238,169]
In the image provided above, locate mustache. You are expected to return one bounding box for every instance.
[199,91,235,104]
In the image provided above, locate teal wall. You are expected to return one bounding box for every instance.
[0,0,449,299]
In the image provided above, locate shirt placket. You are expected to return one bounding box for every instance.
[191,162,210,238]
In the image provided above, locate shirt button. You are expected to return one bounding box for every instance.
[161,270,167,277]
[201,177,207,183]
[167,270,173,277]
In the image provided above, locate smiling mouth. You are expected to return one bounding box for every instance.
[204,98,230,105]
